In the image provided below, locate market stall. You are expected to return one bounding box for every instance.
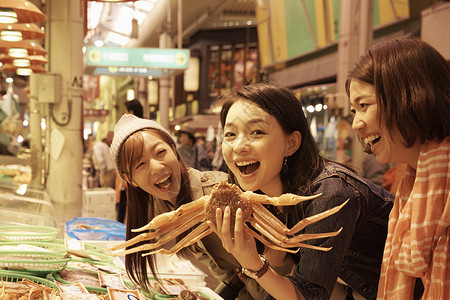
[0,224,223,299]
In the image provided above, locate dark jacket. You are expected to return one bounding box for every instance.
[265,162,394,300]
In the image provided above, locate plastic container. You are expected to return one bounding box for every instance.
[65,217,126,241]
[0,209,56,227]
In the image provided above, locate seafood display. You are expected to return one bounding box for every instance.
[0,278,60,300]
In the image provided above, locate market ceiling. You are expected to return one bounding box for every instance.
[86,0,257,48]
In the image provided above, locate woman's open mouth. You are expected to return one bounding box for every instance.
[236,160,260,175]
[155,174,172,189]
[364,135,381,148]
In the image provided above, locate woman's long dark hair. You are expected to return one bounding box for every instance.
[218,83,326,195]
[118,128,194,294]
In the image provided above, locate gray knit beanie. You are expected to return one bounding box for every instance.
[110,114,175,180]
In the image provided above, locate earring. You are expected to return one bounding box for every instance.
[282,157,288,173]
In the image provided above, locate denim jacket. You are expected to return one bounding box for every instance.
[264,162,394,300]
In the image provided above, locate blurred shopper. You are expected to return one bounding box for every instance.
[90,134,115,188]
[347,38,449,299]
[176,126,199,169]
[125,99,144,118]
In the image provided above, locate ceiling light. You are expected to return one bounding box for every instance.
[0,0,46,24]
[8,48,28,58]
[0,54,47,65]
[13,58,30,67]
[0,30,22,41]
[0,8,17,23]
[1,63,46,75]
[315,103,323,112]
[0,40,47,56]
[0,23,45,40]
[86,0,138,2]
[16,67,32,76]
[94,39,104,47]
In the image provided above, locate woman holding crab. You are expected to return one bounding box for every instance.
[210,83,395,300]
[346,38,450,299]
[110,113,290,299]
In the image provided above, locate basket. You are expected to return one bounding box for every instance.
[51,271,153,299]
[0,241,68,253]
[54,238,101,252]
[0,269,59,289]
[0,250,70,274]
[0,225,59,242]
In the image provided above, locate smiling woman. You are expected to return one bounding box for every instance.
[110,114,277,299]
[210,83,395,300]
[346,38,450,299]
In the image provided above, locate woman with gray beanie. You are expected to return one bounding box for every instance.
[110,114,253,299]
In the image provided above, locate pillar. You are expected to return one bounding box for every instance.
[336,0,373,173]
[159,30,171,129]
[45,0,84,207]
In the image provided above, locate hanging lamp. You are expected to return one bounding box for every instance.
[86,0,138,2]
[0,0,46,24]
[1,63,45,75]
[0,23,44,41]
[0,54,48,65]
[0,40,47,57]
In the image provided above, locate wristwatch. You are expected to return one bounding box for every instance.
[241,255,269,280]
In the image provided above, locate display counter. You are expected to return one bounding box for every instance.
[0,183,56,227]
[0,224,224,299]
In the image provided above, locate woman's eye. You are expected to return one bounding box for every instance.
[224,131,235,139]
[251,129,265,136]
[157,149,166,156]
[134,162,145,170]
[360,103,370,110]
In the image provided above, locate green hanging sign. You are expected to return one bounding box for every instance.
[86,46,190,69]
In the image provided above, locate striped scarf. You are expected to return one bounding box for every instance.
[377,137,450,299]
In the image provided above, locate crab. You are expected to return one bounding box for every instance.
[109,182,348,257]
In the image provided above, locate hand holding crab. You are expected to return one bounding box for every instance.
[109,182,348,257]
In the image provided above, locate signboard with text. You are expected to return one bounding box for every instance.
[86,46,190,69]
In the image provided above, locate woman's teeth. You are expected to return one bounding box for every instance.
[364,135,381,146]
[155,175,171,189]
[236,160,260,175]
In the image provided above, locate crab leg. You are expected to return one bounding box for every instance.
[247,204,290,242]
[143,222,213,257]
[244,226,299,253]
[109,213,205,256]
[243,192,321,206]
[285,228,342,244]
[110,205,203,251]
[248,202,346,251]
[287,199,349,235]
[246,225,336,252]
[249,213,341,251]
[132,195,208,232]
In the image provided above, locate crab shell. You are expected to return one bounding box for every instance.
[205,182,252,225]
